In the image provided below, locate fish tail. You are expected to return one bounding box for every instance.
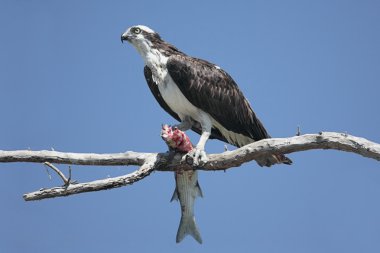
[176,215,203,244]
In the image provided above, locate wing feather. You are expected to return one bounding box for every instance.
[143,66,227,142]
[166,55,270,146]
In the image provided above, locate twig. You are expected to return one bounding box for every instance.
[296,126,301,136]
[43,162,70,186]
[68,166,72,183]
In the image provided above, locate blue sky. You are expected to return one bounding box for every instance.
[1,0,380,252]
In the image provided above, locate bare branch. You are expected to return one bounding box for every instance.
[1,132,379,171]
[2,133,379,170]
[154,132,380,171]
[43,162,70,185]
[23,156,157,201]
[199,132,380,171]
[0,150,151,166]
[1,132,379,201]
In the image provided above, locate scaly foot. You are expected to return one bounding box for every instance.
[188,147,208,166]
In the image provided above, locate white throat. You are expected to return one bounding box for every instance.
[132,39,168,84]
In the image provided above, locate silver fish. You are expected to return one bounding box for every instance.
[171,169,203,244]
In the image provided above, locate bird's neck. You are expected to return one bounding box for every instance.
[134,40,168,68]
[133,41,168,84]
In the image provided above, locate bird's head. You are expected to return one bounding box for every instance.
[121,25,162,54]
[121,25,181,59]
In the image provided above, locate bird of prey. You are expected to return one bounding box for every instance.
[121,25,292,167]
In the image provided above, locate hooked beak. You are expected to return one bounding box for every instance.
[121,32,131,43]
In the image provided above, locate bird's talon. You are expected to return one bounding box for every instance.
[188,148,208,166]
[185,154,194,165]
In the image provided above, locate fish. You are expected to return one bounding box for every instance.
[160,124,203,244]
[171,169,203,244]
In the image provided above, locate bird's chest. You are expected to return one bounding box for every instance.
[150,64,168,84]
[144,51,201,121]
[158,75,200,120]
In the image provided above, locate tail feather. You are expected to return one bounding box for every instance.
[176,216,202,244]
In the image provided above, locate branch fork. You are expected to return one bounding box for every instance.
[0,131,379,201]
[43,162,74,187]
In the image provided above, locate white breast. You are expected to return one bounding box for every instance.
[139,47,208,126]
[160,78,253,146]
[139,46,215,132]
[159,75,207,123]
[157,67,255,146]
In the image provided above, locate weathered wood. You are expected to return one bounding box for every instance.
[23,156,157,201]
[202,132,380,170]
[1,132,379,201]
[0,150,150,166]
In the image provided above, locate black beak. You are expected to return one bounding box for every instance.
[121,33,129,43]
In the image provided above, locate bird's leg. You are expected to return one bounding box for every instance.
[189,128,211,166]
[172,117,193,131]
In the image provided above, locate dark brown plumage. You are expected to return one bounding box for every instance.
[166,55,271,145]
[124,25,292,166]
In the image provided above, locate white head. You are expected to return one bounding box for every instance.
[121,25,182,61]
[121,25,161,56]
[121,25,156,40]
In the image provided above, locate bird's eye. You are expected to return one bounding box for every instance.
[133,28,141,34]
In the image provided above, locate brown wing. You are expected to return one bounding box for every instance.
[166,54,270,146]
[143,66,227,142]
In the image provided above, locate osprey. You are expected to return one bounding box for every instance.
[121,25,292,167]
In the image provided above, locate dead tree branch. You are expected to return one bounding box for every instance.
[0,150,151,166]
[1,132,379,201]
[23,156,157,201]
[43,162,71,186]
